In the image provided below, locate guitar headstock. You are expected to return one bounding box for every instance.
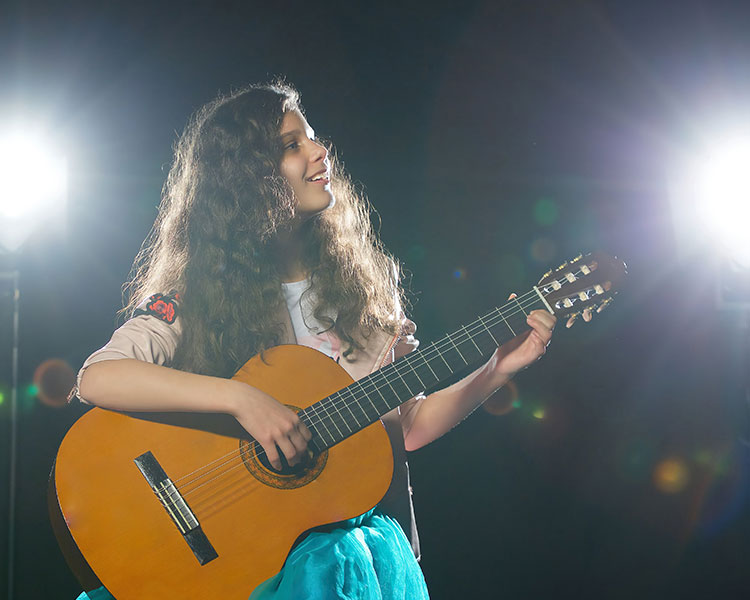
[537,252,627,321]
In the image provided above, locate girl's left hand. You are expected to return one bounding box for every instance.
[487,308,556,381]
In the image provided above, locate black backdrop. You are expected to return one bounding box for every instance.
[1,1,750,598]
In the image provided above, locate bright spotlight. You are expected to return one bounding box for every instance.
[0,128,67,252]
[695,138,750,268]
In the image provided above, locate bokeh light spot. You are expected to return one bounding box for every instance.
[33,358,76,408]
[533,197,559,226]
[452,267,466,280]
[532,407,546,420]
[530,237,557,264]
[0,391,4,405]
[653,457,690,494]
[482,380,518,416]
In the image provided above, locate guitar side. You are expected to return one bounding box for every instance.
[53,345,395,599]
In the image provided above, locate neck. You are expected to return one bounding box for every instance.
[273,223,309,283]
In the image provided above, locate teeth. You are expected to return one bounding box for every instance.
[309,173,327,181]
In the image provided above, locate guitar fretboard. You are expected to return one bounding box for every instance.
[299,290,548,451]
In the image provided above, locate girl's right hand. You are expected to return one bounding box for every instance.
[226,380,312,470]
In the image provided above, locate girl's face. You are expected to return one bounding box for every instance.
[279,109,334,220]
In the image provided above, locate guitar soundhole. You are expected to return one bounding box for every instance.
[239,406,328,489]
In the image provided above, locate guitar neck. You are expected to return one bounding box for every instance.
[299,288,549,451]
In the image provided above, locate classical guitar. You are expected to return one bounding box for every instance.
[51,252,626,598]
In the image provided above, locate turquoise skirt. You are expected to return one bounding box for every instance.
[76,509,428,600]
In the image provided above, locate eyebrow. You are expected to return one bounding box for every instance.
[280,127,315,140]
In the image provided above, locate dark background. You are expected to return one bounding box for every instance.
[1,0,750,598]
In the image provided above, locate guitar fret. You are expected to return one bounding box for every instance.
[375,367,401,405]
[513,296,529,316]
[417,353,440,381]
[409,365,427,389]
[496,307,516,336]
[331,398,354,437]
[336,393,359,433]
[447,334,469,364]
[313,407,337,446]
[478,314,499,345]
[434,344,454,373]
[462,325,482,355]
[356,381,381,416]
[393,365,416,397]
[359,377,390,415]
[346,389,370,427]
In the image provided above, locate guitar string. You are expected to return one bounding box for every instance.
[167,275,591,508]
[164,287,548,507]
[168,269,598,508]
[166,283,566,503]
[179,284,608,516]
[168,277,591,507]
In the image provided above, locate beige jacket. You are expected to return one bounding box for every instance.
[75,303,422,559]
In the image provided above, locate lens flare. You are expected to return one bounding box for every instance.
[482,380,518,416]
[33,358,76,408]
[653,457,690,494]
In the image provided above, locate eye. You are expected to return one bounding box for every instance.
[284,140,299,151]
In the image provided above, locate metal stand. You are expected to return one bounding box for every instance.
[1,269,19,600]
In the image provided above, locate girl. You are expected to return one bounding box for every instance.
[72,81,556,600]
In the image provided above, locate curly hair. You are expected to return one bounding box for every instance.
[123,82,403,377]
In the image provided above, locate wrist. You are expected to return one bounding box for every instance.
[486,352,515,390]
[471,357,513,399]
[219,378,244,417]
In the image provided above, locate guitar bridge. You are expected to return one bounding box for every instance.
[134,451,218,565]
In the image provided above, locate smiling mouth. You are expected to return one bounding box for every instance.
[306,172,330,183]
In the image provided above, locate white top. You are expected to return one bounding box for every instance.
[281,279,342,362]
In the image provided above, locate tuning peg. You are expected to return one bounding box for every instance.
[565,311,580,328]
[571,253,583,263]
[596,298,613,313]
[555,261,569,272]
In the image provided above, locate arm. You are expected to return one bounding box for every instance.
[400,309,556,452]
[77,314,310,470]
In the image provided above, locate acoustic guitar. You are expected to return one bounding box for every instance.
[50,252,626,598]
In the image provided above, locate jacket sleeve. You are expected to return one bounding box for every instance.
[71,303,182,404]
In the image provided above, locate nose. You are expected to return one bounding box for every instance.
[309,139,327,164]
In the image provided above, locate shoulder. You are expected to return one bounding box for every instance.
[133,290,181,325]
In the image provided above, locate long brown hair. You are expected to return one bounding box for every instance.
[123,82,403,377]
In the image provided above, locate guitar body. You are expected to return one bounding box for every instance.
[53,345,394,599]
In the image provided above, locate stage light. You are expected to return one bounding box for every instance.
[671,131,750,309]
[694,139,750,268]
[0,128,67,252]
